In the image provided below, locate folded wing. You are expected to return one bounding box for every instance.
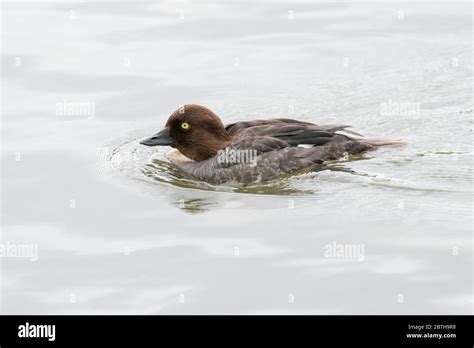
[226,118,351,147]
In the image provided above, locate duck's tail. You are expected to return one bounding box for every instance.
[360,138,407,147]
[335,129,406,147]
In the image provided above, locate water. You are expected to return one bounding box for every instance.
[1,1,472,314]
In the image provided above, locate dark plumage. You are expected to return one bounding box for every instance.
[140,104,404,184]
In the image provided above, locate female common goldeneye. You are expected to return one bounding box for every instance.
[140,104,404,184]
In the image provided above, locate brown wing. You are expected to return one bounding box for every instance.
[225,119,350,147]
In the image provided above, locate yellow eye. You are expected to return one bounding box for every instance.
[181,122,190,130]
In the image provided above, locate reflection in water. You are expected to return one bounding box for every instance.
[174,198,216,214]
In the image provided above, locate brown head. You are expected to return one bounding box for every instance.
[140,104,231,161]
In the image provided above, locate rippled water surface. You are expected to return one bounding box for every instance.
[1,1,472,314]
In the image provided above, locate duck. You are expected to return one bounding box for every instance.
[140,104,404,184]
